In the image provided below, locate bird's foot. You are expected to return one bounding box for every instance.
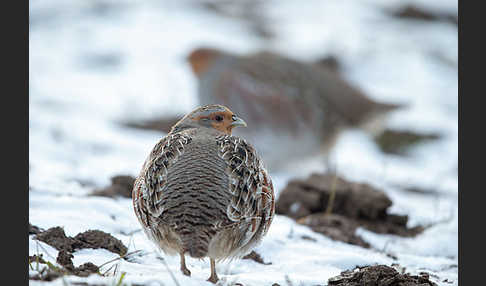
[180,266,191,276]
[207,274,219,284]
[207,257,219,283]
[179,253,191,276]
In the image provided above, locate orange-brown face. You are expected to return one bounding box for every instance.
[187,48,221,77]
[191,107,247,135]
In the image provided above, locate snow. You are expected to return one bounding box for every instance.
[29,0,458,285]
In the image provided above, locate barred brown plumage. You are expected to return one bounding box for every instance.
[132,104,275,283]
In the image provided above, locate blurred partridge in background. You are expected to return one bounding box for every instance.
[132,104,275,283]
[187,47,404,171]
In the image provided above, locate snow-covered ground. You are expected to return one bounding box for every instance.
[29,0,458,285]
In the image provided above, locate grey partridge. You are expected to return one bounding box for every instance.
[187,47,403,170]
[132,104,275,283]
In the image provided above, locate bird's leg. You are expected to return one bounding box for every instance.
[324,153,338,216]
[179,252,191,276]
[207,258,219,284]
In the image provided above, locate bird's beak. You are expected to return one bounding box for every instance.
[231,116,247,128]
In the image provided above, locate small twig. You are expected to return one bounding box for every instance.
[98,250,143,269]
[113,264,119,277]
[324,167,339,216]
[102,263,117,277]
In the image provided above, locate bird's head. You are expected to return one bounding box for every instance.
[171,104,247,135]
[187,47,224,77]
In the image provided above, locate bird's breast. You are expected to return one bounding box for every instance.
[159,139,232,223]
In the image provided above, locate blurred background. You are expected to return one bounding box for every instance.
[29,0,457,184]
[29,0,458,284]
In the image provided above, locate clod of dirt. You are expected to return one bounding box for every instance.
[328,265,437,286]
[276,173,424,247]
[298,214,370,248]
[374,129,441,156]
[277,173,392,221]
[72,263,100,277]
[390,5,457,25]
[300,235,317,242]
[91,175,136,198]
[122,115,182,134]
[242,250,271,265]
[29,254,47,265]
[29,269,62,282]
[29,250,99,281]
[74,229,128,256]
[30,228,119,282]
[34,226,85,253]
[394,183,445,197]
[34,227,128,256]
[29,223,44,235]
[57,250,75,270]
[56,249,99,277]
[314,55,341,73]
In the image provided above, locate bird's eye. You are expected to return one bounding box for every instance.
[215,115,224,122]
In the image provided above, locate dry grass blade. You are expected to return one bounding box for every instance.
[115,271,126,286]
[324,169,339,216]
[98,250,143,270]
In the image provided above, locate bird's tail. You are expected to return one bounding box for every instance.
[178,226,212,258]
[359,101,406,136]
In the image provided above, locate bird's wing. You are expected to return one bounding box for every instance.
[132,131,193,229]
[215,134,275,238]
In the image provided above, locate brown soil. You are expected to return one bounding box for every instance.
[298,214,371,248]
[56,250,99,277]
[34,226,128,256]
[30,225,127,282]
[390,5,457,26]
[122,115,181,134]
[29,254,48,265]
[242,250,271,265]
[275,173,424,248]
[29,268,62,281]
[395,185,441,196]
[74,230,128,256]
[29,223,44,235]
[56,250,75,269]
[34,226,83,253]
[29,251,99,281]
[90,175,135,198]
[328,265,437,286]
[374,129,441,156]
[314,55,341,73]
